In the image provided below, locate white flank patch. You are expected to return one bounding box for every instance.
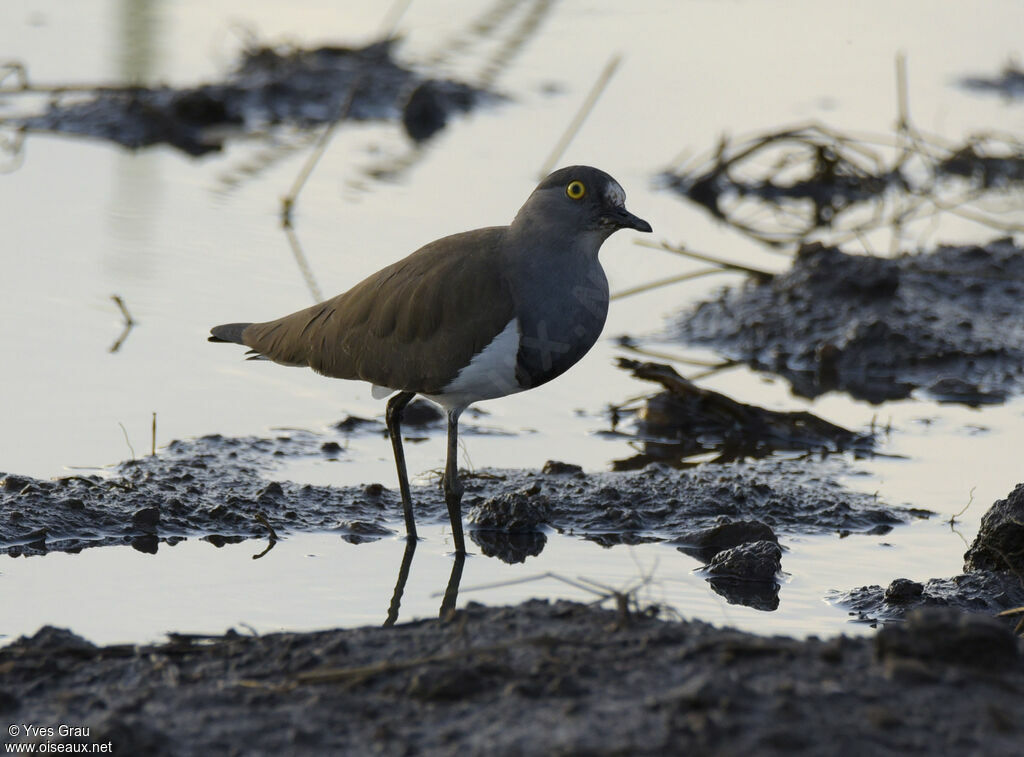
[370,384,395,400]
[423,318,523,410]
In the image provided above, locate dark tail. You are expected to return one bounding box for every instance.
[209,322,252,345]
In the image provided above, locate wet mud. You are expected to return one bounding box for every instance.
[6,41,493,155]
[1,425,927,614]
[675,238,1024,404]
[0,431,920,563]
[834,483,1024,626]
[2,428,1022,755]
[2,600,1022,756]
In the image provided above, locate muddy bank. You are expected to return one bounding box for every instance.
[2,600,1022,756]
[6,40,493,154]
[0,432,921,561]
[675,238,1024,404]
[837,571,1024,627]
[834,483,1024,625]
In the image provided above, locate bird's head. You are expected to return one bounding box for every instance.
[513,166,652,241]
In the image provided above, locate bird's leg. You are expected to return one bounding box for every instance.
[443,407,466,554]
[386,391,417,540]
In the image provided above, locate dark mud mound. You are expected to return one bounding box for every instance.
[2,601,1022,756]
[700,540,784,611]
[837,572,1024,628]
[0,433,406,556]
[612,359,872,468]
[8,41,492,155]
[833,483,1024,626]
[964,482,1024,575]
[0,434,924,558]
[465,457,920,558]
[676,238,1024,404]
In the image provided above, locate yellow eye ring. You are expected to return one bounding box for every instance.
[566,180,586,200]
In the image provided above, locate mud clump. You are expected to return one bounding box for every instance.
[677,239,1024,404]
[2,600,1022,756]
[963,483,1024,574]
[675,519,779,563]
[467,487,551,564]
[467,487,551,532]
[838,572,1024,627]
[883,578,925,604]
[541,460,584,475]
[704,540,782,582]
[701,539,783,612]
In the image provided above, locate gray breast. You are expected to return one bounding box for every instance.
[513,261,609,389]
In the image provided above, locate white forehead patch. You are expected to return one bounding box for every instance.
[603,180,626,208]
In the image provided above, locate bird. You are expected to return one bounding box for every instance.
[210,165,651,553]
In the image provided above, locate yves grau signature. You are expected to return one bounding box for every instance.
[6,724,112,754]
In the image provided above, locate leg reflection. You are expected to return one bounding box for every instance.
[384,536,417,627]
[382,536,468,626]
[440,551,466,617]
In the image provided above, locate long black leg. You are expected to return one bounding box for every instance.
[443,407,466,553]
[386,391,417,540]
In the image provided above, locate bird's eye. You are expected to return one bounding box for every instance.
[566,180,586,200]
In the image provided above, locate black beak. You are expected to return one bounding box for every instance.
[606,205,652,233]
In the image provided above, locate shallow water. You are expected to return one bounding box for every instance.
[2,0,1023,645]
[0,518,967,645]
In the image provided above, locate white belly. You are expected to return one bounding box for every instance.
[371,319,525,411]
[424,318,524,410]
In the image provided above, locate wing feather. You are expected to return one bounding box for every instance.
[240,227,516,393]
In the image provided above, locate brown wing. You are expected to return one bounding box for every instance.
[240,227,516,394]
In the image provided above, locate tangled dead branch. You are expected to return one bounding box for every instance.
[660,121,1024,249]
